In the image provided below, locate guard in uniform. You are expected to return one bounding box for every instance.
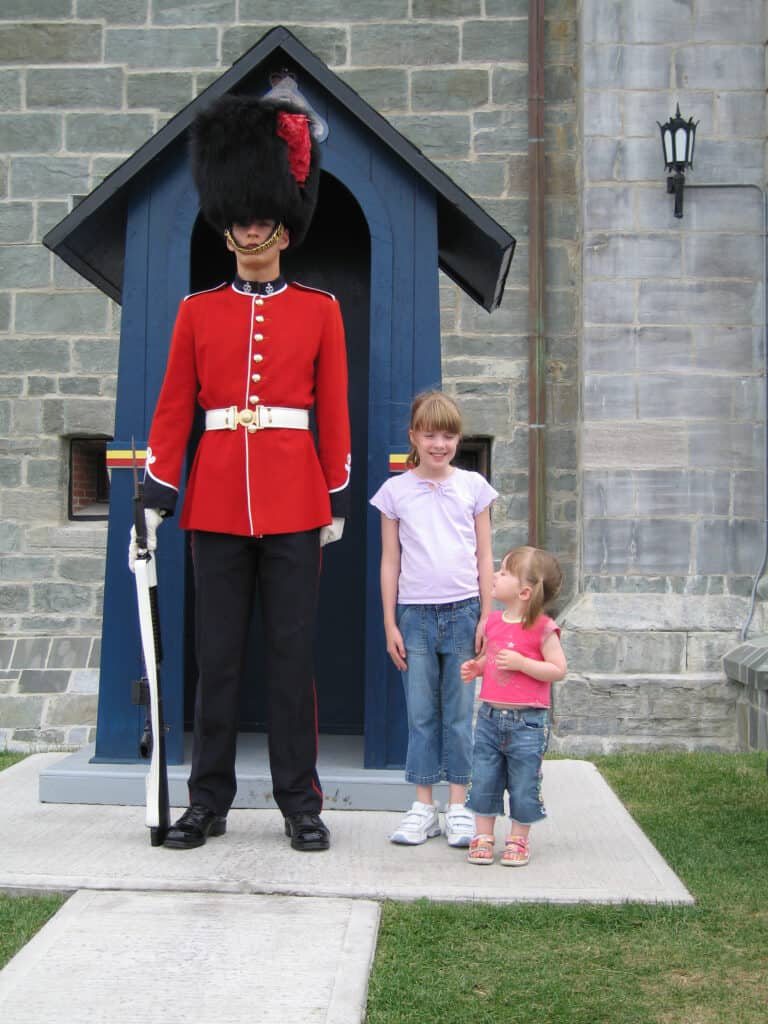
[129,94,351,852]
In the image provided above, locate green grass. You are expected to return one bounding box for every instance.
[366,753,768,1024]
[0,753,68,969]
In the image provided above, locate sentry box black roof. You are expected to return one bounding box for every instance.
[44,26,515,313]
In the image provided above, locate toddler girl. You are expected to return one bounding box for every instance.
[460,546,566,866]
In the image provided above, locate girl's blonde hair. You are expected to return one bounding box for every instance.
[406,390,463,468]
[502,545,563,628]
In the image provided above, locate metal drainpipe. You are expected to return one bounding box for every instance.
[528,0,546,546]
[682,184,768,640]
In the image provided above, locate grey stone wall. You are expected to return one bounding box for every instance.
[555,0,768,753]
[0,4,579,750]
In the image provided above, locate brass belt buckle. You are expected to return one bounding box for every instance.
[236,408,258,428]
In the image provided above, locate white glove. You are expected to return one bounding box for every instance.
[128,508,164,573]
[319,517,345,547]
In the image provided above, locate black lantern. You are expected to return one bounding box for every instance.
[658,104,697,219]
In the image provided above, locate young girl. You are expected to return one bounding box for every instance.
[460,546,567,866]
[370,391,497,847]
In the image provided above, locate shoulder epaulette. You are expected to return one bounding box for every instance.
[183,281,228,301]
[291,281,337,301]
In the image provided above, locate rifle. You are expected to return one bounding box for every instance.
[131,440,170,846]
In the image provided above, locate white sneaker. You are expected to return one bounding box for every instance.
[444,804,475,847]
[389,801,441,845]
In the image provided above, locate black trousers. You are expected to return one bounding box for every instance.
[188,529,322,818]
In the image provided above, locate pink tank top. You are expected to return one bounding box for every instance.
[479,612,560,708]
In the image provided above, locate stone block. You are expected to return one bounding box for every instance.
[0,70,21,111]
[694,0,766,42]
[689,421,763,470]
[476,197,528,237]
[412,69,489,112]
[47,638,92,669]
[491,67,528,106]
[545,17,578,64]
[636,470,729,517]
[66,113,154,154]
[685,234,762,280]
[434,158,507,197]
[546,197,578,242]
[72,340,119,374]
[0,339,70,373]
[16,293,110,334]
[675,45,763,90]
[390,115,470,158]
[637,185,762,232]
[0,24,102,64]
[583,374,635,420]
[0,202,33,241]
[584,281,636,324]
[561,631,621,672]
[633,326,695,371]
[714,93,765,138]
[462,21,528,63]
[624,90,713,139]
[585,188,634,230]
[415,0,481,13]
[33,582,94,614]
[621,631,686,673]
[583,470,634,517]
[585,233,682,279]
[70,669,99,694]
[58,377,101,396]
[27,68,124,110]
[623,3,693,43]
[0,584,30,612]
[44,693,98,727]
[0,523,21,554]
[126,72,194,112]
[11,637,49,670]
[637,374,733,420]
[76,0,148,21]
[584,91,621,137]
[582,0,622,43]
[336,70,408,112]
[0,695,44,729]
[0,244,50,288]
[10,157,90,199]
[695,518,764,575]
[42,397,115,436]
[152,0,235,23]
[105,28,218,69]
[584,44,673,90]
[19,670,69,693]
[545,65,577,104]
[244,0,406,17]
[37,201,70,238]
[350,23,458,66]
[459,286,527,333]
[485,0,527,13]
[0,113,62,153]
[0,458,21,487]
[58,556,107,583]
[732,471,763,519]
[0,554,56,579]
[89,638,101,669]
[689,632,740,673]
[638,280,759,326]
[582,327,635,372]
[584,518,692,573]
[223,26,348,67]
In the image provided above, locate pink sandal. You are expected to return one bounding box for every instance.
[501,834,530,866]
[467,834,495,865]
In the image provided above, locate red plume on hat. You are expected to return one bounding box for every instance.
[189,93,321,248]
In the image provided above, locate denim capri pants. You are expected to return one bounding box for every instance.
[397,597,479,786]
[466,703,550,824]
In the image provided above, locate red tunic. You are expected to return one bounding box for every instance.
[143,279,351,536]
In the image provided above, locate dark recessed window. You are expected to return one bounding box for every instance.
[69,438,110,521]
[455,436,491,479]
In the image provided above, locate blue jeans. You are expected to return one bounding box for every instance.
[397,598,479,785]
[467,704,550,824]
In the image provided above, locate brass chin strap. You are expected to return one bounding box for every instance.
[225,223,284,256]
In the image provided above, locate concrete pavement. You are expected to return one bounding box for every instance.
[0,753,693,1022]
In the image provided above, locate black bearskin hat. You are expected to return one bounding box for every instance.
[190,93,321,248]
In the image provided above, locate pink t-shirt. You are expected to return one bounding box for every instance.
[370,467,498,604]
[479,612,560,708]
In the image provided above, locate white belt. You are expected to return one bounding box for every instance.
[205,405,310,432]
